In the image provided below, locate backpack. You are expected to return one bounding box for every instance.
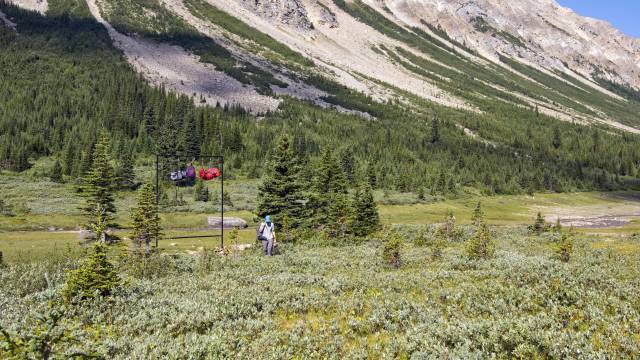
[256,222,267,241]
[199,167,221,181]
[186,165,196,179]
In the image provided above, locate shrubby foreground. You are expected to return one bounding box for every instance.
[1,228,639,359]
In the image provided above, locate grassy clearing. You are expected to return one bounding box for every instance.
[379,191,628,225]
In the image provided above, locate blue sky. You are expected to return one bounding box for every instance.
[557,1,640,38]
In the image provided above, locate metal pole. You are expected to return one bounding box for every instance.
[155,153,159,248]
[220,155,224,249]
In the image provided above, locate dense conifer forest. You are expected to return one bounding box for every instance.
[2,0,640,195]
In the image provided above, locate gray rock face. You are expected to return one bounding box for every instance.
[387,0,640,90]
[317,3,338,28]
[207,216,249,229]
[239,0,314,31]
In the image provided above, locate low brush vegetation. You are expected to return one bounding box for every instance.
[2,226,639,358]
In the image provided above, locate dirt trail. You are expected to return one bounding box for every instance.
[86,0,280,114]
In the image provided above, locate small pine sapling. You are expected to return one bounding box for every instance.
[529,212,549,235]
[62,242,120,303]
[431,226,447,260]
[381,228,402,268]
[413,228,427,247]
[471,201,484,226]
[555,217,562,233]
[556,232,574,262]
[465,222,496,260]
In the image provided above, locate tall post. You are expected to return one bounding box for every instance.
[155,153,160,248]
[220,155,224,249]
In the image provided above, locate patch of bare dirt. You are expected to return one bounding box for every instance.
[86,0,280,114]
[539,194,640,228]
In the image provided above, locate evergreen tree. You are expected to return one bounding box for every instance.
[555,217,562,233]
[50,160,63,183]
[131,183,161,253]
[443,210,457,239]
[431,226,446,260]
[340,148,356,184]
[552,127,562,149]
[431,115,440,144]
[115,151,135,190]
[531,212,547,235]
[556,232,573,262]
[367,164,377,189]
[194,180,209,202]
[256,134,305,229]
[350,183,380,237]
[63,142,75,176]
[417,187,425,201]
[381,228,402,268]
[471,201,484,226]
[81,132,117,227]
[62,243,120,303]
[465,222,495,260]
[181,111,200,159]
[327,192,352,239]
[436,171,447,195]
[307,149,350,230]
[79,136,96,177]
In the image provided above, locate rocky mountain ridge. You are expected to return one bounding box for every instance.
[3,0,640,132]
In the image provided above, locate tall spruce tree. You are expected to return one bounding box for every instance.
[131,183,161,253]
[340,149,356,184]
[351,183,380,237]
[307,149,350,230]
[81,132,117,227]
[115,151,135,190]
[256,134,305,229]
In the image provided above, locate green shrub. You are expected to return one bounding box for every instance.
[465,223,496,260]
[0,301,102,359]
[413,228,427,247]
[555,233,574,262]
[193,180,209,202]
[381,228,402,268]
[62,243,120,302]
[529,212,551,235]
[431,226,447,260]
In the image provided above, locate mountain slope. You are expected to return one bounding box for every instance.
[7,0,638,130]
[2,0,640,195]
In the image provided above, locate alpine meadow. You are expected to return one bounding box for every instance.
[1,0,640,358]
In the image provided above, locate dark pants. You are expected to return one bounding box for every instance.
[262,238,274,256]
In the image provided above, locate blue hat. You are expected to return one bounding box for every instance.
[265,215,271,223]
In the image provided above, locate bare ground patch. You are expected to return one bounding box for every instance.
[537,193,640,228]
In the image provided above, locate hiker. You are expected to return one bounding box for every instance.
[258,215,276,256]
